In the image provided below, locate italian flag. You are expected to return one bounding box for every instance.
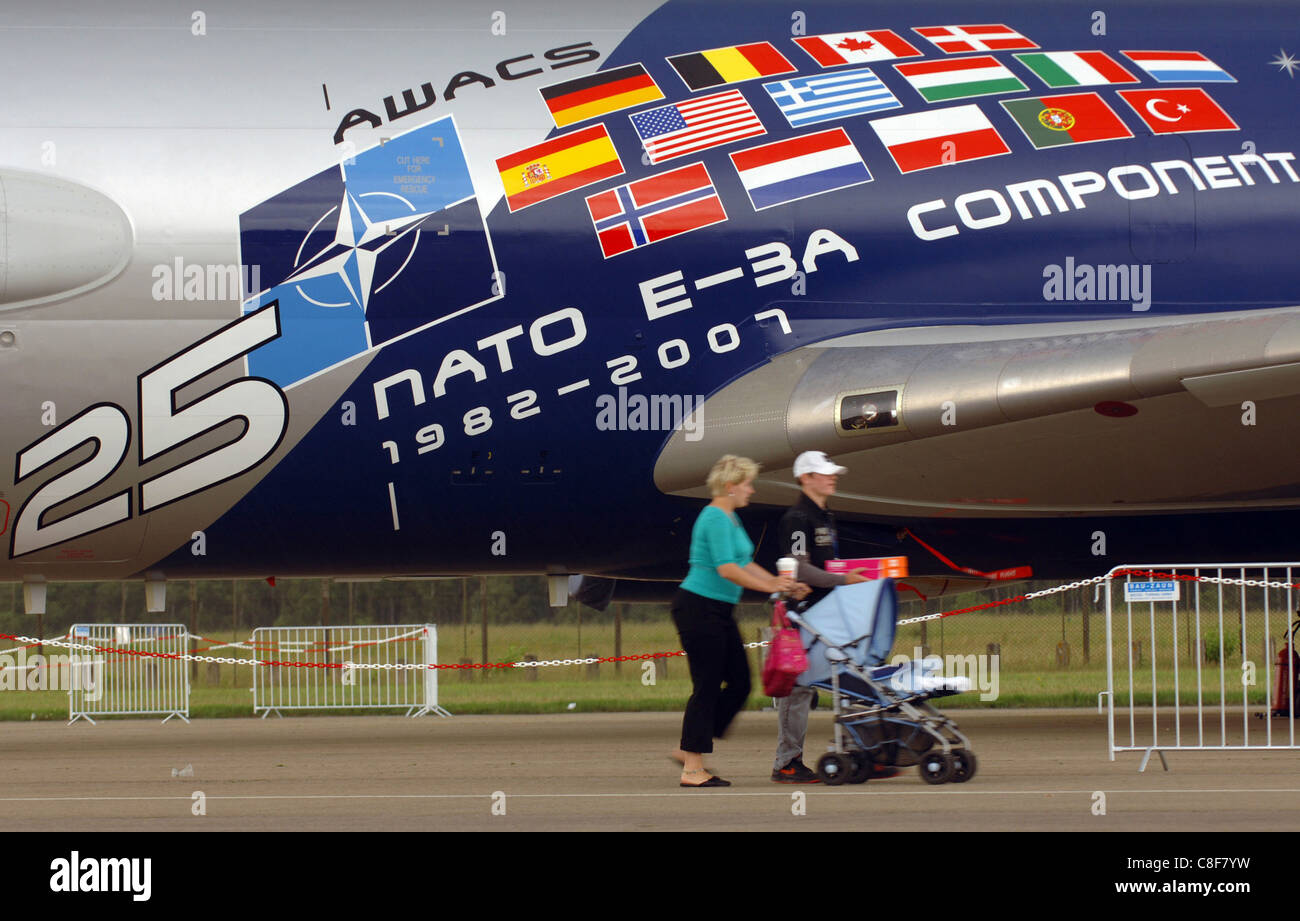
[871,104,1010,173]
[1014,51,1138,87]
[895,55,1026,102]
[1001,93,1134,148]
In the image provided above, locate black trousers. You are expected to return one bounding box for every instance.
[671,588,752,754]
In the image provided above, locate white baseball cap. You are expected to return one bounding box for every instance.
[793,450,847,478]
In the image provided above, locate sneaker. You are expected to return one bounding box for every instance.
[771,759,820,783]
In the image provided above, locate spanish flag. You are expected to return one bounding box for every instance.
[496,124,624,213]
[540,64,665,128]
[667,42,796,91]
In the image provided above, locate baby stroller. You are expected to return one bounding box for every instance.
[785,580,977,785]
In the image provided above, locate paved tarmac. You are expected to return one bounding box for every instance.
[0,707,1296,832]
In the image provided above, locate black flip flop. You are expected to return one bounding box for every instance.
[680,775,730,787]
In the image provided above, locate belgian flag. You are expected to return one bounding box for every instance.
[540,64,665,128]
[667,42,795,91]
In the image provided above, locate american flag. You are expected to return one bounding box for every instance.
[630,89,766,164]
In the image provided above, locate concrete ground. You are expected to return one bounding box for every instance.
[0,707,1296,832]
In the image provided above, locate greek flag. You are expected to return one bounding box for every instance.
[763,67,901,128]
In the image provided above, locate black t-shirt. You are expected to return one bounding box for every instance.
[777,492,841,610]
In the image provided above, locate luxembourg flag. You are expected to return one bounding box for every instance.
[730,128,872,211]
[1122,50,1235,82]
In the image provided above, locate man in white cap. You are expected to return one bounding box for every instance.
[771,451,895,782]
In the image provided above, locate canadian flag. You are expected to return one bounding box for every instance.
[793,30,922,66]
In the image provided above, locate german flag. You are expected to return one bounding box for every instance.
[540,64,665,128]
[496,125,624,213]
[667,42,796,91]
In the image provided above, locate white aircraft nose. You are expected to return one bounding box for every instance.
[0,170,132,308]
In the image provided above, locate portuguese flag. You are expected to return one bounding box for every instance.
[1000,92,1133,148]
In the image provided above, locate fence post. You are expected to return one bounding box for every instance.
[1083,598,1091,665]
[525,654,538,680]
[480,577,488,677]
[615,604,624,675]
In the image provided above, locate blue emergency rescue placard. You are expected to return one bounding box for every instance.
[1124,580,1180,602]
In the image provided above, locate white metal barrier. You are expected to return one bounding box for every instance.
[1103,564,1299,770]
[68,623,190,725]
[251,624,450,717]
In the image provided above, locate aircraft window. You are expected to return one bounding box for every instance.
[835,388,903,436]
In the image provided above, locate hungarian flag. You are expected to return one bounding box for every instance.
[913,24,1038,54]
[667,42,796,91]
[1117,87,1239,134]
[894,55,1027,103]
[1014,51,1138,87]
[793,29,922,66]
[539,64,665,128]
[1001,93,1133,148]
[584,162,728,258]
[1122,50,1235,83]
[496,124,624,212]
[871,104,1010,173]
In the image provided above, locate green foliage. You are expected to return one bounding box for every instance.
[1203,628,1238,663]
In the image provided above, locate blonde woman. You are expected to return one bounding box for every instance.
[671,455,806,787]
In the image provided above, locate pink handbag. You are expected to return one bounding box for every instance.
[762,599,809,698]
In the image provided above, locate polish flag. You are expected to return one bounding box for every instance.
[870,104,1010,173]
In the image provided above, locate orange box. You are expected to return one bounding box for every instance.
[825,556,909,579]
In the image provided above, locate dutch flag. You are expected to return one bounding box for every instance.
[730,128,872,211]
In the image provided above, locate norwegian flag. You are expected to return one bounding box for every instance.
[584,162,728,258]
[913,24,1038,54]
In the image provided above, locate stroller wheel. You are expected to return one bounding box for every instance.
[847,752,873,784]
[918,752,952,785]
[949,750,977,783]
[816,752,853,786]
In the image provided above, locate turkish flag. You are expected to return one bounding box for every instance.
[1117,87,1239,134]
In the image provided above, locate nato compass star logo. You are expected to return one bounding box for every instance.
[284,189,438,314]
[238,114,501,388]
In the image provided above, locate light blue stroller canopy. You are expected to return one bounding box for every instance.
[792,579,897,686]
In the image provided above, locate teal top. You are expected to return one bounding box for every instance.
[680,505,754,604]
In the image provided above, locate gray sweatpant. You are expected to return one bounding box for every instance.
[773,685,817,770]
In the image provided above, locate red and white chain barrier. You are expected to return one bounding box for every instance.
[4,569,1292,673]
